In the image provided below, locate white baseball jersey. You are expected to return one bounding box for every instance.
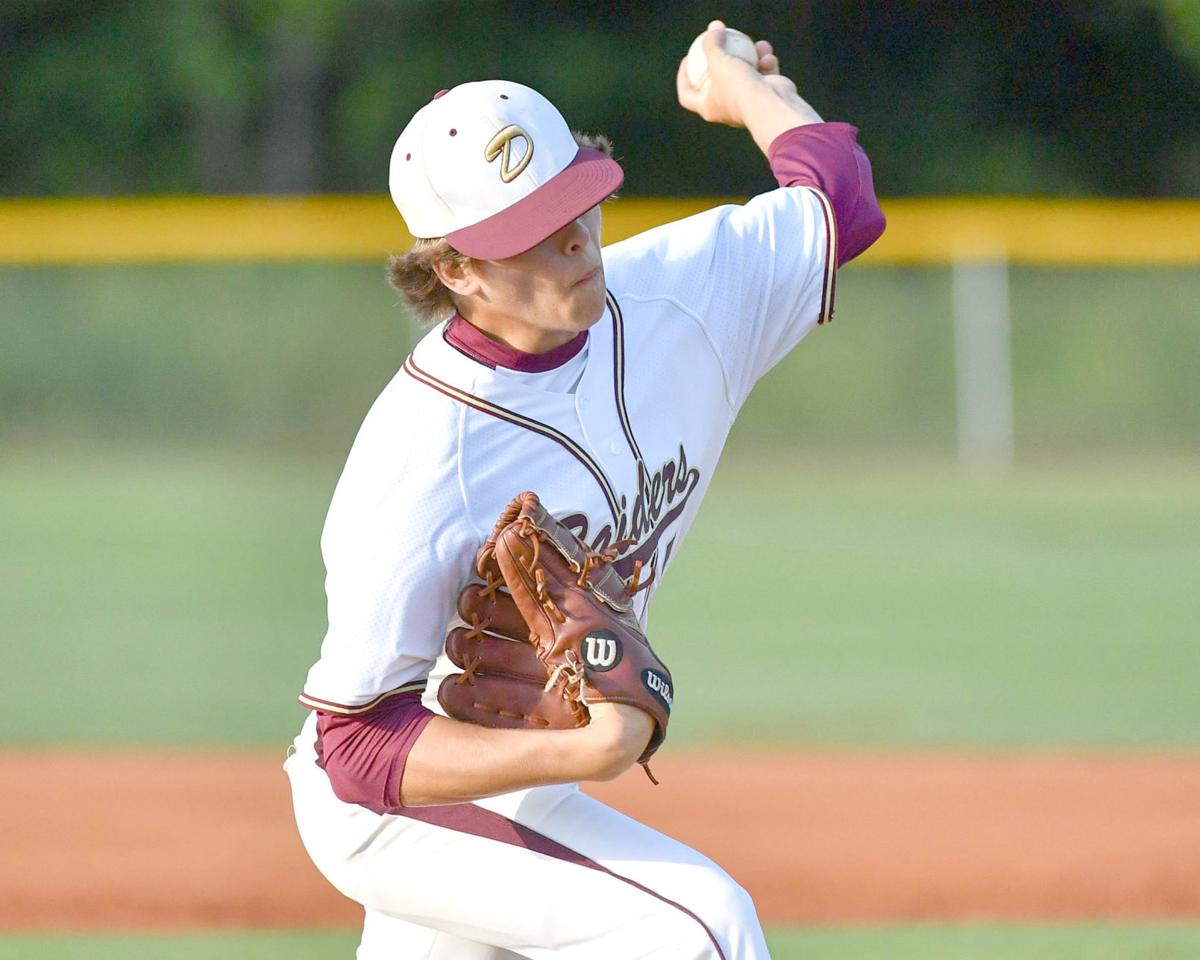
[286,120,883,960]
[298,183,836,717]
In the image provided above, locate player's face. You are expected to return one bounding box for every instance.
[462,206,606,354]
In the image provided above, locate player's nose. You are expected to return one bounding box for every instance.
[557,215,592,255]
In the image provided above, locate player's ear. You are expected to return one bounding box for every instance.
[432,256,481,298]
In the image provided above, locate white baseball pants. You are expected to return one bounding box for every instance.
[285,713,770,959]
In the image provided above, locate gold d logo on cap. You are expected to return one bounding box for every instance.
[485,125,534,183]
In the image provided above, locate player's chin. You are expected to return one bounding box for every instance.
[567,275,608,328]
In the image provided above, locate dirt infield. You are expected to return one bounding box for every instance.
[4,749,1198,931]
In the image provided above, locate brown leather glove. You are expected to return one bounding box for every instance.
[439,491,673,768]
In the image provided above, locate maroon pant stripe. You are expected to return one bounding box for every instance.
[398,802,727,959]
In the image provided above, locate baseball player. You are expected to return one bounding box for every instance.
[284,21,884,959]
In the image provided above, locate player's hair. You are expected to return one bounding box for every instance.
[387,131,616,326]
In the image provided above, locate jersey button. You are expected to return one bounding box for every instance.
[608,440,622,456]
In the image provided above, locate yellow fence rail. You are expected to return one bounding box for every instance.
[1,196,1198,265]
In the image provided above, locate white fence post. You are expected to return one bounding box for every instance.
[952,257,1014,475]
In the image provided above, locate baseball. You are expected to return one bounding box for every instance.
[685,26,759,87]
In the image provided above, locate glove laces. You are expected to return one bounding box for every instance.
[544,649,587,701]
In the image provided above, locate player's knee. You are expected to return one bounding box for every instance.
[685,868,764,956]
[691,862,757,916]
[723,876,759,928]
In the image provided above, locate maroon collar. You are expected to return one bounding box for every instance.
[444,314,587,372]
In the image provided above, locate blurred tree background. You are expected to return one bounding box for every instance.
[2,0,1198,199]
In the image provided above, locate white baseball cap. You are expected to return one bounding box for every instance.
[389,80,624,260]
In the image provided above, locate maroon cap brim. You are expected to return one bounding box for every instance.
[446,147,624,260]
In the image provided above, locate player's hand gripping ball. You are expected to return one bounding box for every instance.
[685,24,759,87]
[439,492,673,769]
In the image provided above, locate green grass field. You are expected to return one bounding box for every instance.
[4,449,1196,959]
[3,925,1199,960]
[2,444,1196,749]
[4,263,1198,455]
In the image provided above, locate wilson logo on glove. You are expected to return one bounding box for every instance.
[582,631,622,671]
[643,669,673,712]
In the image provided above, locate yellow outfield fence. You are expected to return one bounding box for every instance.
[1,195,1198,266]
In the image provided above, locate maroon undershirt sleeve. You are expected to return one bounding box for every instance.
[313,691,435,814]
[766,122,886,266]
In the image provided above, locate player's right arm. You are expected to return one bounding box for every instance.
[675,19,824,154]
[603,23,884,415]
